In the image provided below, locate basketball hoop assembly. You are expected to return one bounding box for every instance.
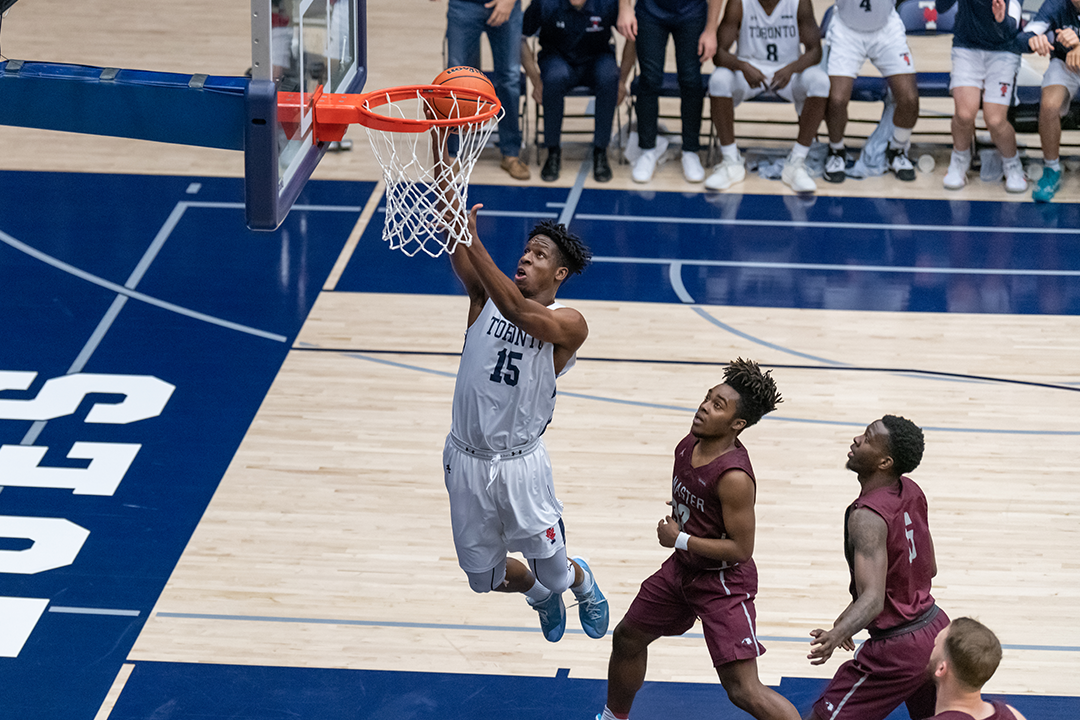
[305,84,503,258]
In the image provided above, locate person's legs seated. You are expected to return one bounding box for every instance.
[631,17,668,182]
[539,54,576,181]
[705,67,749,191]
[824,76,855,183]
[979,51,1024,192]
[945,83,981,190]
[588,53,620,182]
[671,14,708,182]
[884,73,919,181]
[487,2,529,179]
[1033,61,1077,201]
[782,65,829,193]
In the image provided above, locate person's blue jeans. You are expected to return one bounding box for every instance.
[446,0,523,157]
[634,13,706,151]
[539,52,620,149]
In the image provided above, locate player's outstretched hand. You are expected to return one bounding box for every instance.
[656,515,680,548]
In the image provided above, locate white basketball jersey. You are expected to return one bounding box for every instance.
[738,0,801,65]
[451,298,576,452]
[834,0,894,33]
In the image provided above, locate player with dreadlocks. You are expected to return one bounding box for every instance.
[598,359,802,720]
[805,414,949,720]
[441,203,606,645]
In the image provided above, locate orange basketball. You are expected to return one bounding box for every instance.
[429,66,498,121]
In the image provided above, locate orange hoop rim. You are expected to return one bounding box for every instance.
[352,84,502,133]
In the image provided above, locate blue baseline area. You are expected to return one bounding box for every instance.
[107,662,1077,720]
[337,186,1080,315]
[0,171,368,720]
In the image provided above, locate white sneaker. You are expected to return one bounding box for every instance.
[943,155,970,190]
[782,156,816,193]
[632,146,663,183]
[704,156,746,191]
[682,151,705,183]
[1004,162,1027,193]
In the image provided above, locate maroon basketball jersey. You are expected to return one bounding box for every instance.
[929,700,1018,720]
[670,432,756,572]
[846,476,936,631]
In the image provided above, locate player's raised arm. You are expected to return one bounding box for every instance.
[457,205,588,352]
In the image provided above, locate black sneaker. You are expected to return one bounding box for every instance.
[824,148,847,183]
[541,147,561,182]
[593,147,612,182]
[886,146,916,181]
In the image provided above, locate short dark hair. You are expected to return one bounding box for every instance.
[723,358,782,428]
[880,415,924,475]
[945,617,1002,690]
[530,221,591,277]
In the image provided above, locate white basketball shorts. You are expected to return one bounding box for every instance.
[710,61,830,106]
[443,433,565,573]
[1042,57,1080,112]
[826,12,915,78]
[949,47,1021,106]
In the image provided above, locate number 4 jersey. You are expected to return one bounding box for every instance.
[451,298,576,452]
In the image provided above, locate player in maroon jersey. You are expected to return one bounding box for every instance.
[597,358,800,720]
[925,617,1028,720]
[806,415,950,720]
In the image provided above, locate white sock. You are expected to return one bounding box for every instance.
[1002,154,1022,170]
[721,143,739,162]
[1045,157,1061,171]
[571,561,593,598]
[601,706,629,720]
[830,140,845,152]
[789,142,810,161]
[891,127,912,148]
[524,580,552,603]
[953,148,972,165]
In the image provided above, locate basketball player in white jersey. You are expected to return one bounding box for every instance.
[822,0,920,184]
[441,203,609,644]
[705,0,829,193]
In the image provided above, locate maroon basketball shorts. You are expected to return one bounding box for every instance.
[622,554,766,667]
[813,607,950,720]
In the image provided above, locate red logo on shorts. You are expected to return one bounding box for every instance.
[545,527,557,543]
[1000,83,1009,97]
[902,52,911,66]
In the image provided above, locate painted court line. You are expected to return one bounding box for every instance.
[152,612,1080,653]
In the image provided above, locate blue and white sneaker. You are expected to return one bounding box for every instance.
[528,590,566,643]
[1033,167,1061,203]
[572,557,609,639]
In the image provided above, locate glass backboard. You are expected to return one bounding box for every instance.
[246,0,367,230]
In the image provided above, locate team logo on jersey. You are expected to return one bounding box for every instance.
[587,16,603,31]
[545,527,557,544]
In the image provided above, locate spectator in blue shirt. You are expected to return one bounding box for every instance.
[1015,0,1080,202]
[522,0,637,182]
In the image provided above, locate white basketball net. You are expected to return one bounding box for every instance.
[362,90,504,258]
